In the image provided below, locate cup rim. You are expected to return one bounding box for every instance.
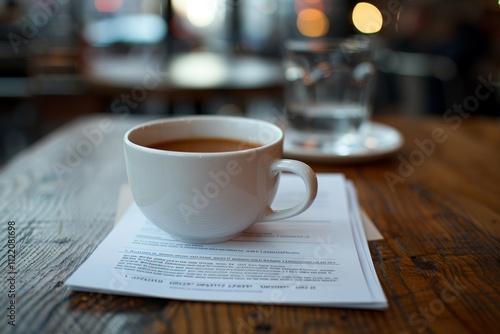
[124,115,284,156]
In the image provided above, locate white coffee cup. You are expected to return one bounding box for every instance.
[124,116,318,243]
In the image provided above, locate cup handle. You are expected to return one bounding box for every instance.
[261,159,318,221]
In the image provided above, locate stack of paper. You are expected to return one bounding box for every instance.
[66,174,387,309]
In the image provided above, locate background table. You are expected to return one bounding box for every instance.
[83,52,283,106]
[1,113,498,334]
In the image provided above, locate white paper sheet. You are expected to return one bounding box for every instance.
[66,174,387,309]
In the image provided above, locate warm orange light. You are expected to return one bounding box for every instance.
[352,2,383,34]
[297,9,329,37]
[94,0,123,13]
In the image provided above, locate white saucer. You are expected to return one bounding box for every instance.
[283,122,404,164]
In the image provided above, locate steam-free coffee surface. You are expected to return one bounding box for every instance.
[148,137,261,153]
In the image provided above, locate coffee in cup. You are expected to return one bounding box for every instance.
[147,137,261,152]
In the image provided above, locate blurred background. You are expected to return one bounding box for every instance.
[0,0,499,166]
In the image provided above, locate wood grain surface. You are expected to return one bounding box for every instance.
[0,114,498,334]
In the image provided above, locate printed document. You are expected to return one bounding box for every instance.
[66,174,387,309]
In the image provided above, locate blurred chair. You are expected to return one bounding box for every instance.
[0,0,35,165]
[375,48,460,115]
[373,0,496,115]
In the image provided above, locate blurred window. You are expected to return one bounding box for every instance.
[81,0,167,47]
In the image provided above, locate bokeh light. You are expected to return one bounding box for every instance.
[352,2,383,34]
[186,0,217,27]
[172,0,187,16]
[94,0,123,13]
[297,8,329,37]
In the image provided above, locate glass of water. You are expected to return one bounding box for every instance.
[282,36,376,152]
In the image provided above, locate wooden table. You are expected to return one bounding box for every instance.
[1,113,498,334]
